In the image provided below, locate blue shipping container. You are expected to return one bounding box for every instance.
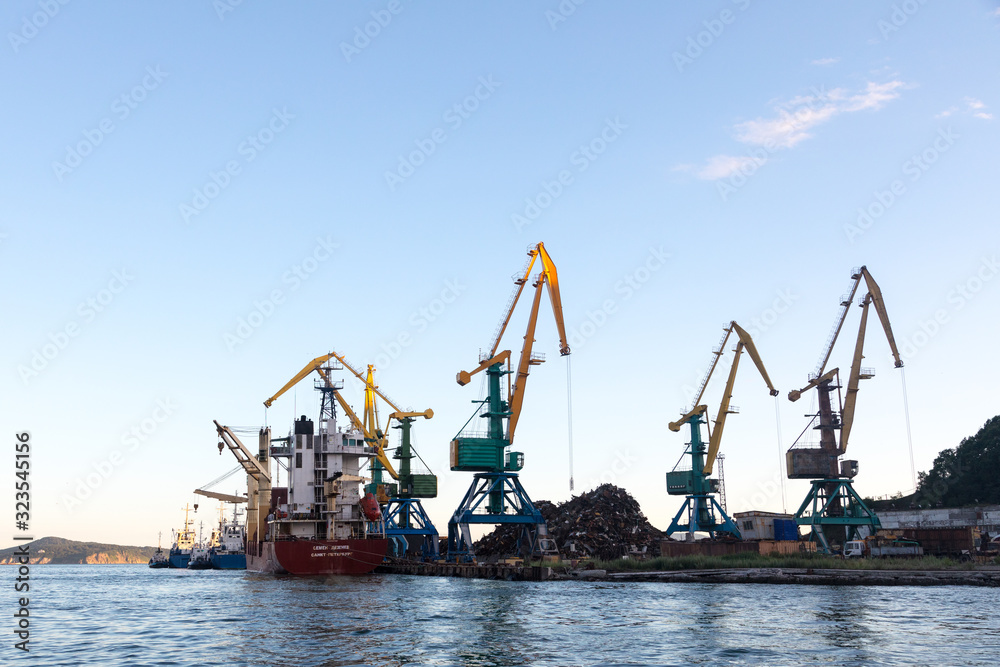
[774,519,799,541]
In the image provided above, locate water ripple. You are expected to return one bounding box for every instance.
[19,566,1000,666]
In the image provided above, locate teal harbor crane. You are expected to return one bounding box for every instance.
[667,321,778,539]
[447,243,571,562]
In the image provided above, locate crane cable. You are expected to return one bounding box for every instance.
[566,355,575,492]
[773,395,787,513]
[900,367,916,491]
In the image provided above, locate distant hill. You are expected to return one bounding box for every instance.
[0,536,157,565]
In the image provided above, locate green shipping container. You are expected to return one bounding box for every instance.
[410,474,437,498]
[666,470,694,496]
[450,438,503,472]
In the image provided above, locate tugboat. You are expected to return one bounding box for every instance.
[187,521,213,570]
[148,532,169,569]
[210,505,247,570]
[168,504,196,568]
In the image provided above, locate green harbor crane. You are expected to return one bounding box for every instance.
[666,321,778,539]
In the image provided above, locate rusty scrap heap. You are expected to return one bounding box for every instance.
[473,484,664,561]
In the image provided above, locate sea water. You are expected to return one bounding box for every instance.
[11,565,1000,666]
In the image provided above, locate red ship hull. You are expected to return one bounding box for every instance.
[246,538,388,575]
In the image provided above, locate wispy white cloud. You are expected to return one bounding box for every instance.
[695,155,759,180]
[811,57,839,66]
[935,97,992,120]
[735,105,839,149]
[680,81,905,180]
[841,80,906,112]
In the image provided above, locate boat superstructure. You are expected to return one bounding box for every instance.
[210,504,247,570]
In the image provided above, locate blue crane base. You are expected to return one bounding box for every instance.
[383,497,440,561]
[447,472,550,563]
[666,494,742,540]
[794,478,881,554]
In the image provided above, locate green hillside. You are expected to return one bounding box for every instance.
[0,536,157,564]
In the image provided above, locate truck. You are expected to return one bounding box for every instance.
[843,539,923,559]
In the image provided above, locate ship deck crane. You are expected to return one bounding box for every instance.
[264,352,440,559]
[785,266,904,553]
[666,321,778,539]
[447,242,571,562]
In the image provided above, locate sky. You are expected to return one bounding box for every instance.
[2,1,999,550]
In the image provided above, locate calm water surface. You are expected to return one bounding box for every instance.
[14,565,1000,666]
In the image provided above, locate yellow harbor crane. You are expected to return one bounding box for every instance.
[785,266,904,553]
[665,321,778,539]
[447,242,571,561]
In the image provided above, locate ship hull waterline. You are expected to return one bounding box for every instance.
[246,538,388,575]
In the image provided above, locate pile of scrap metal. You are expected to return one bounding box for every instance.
[473,484,664,561]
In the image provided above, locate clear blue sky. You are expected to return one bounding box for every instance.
[2,1,998,548]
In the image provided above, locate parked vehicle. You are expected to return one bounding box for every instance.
[843,539,923,559]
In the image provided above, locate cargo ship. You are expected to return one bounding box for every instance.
[215,404,388,576]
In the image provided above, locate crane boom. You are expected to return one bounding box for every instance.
[669,327,735,432]
[839,295,871,454]
[264,354,400,479]
[703,322,779,474]
[193,489,246,504]
[790,266,903,402]
[214,420,270,482]
[456,243,571,446]
[329,351,407,416]
[507,271,548,444]
[263,353,337,408]
[858,267,903,369]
